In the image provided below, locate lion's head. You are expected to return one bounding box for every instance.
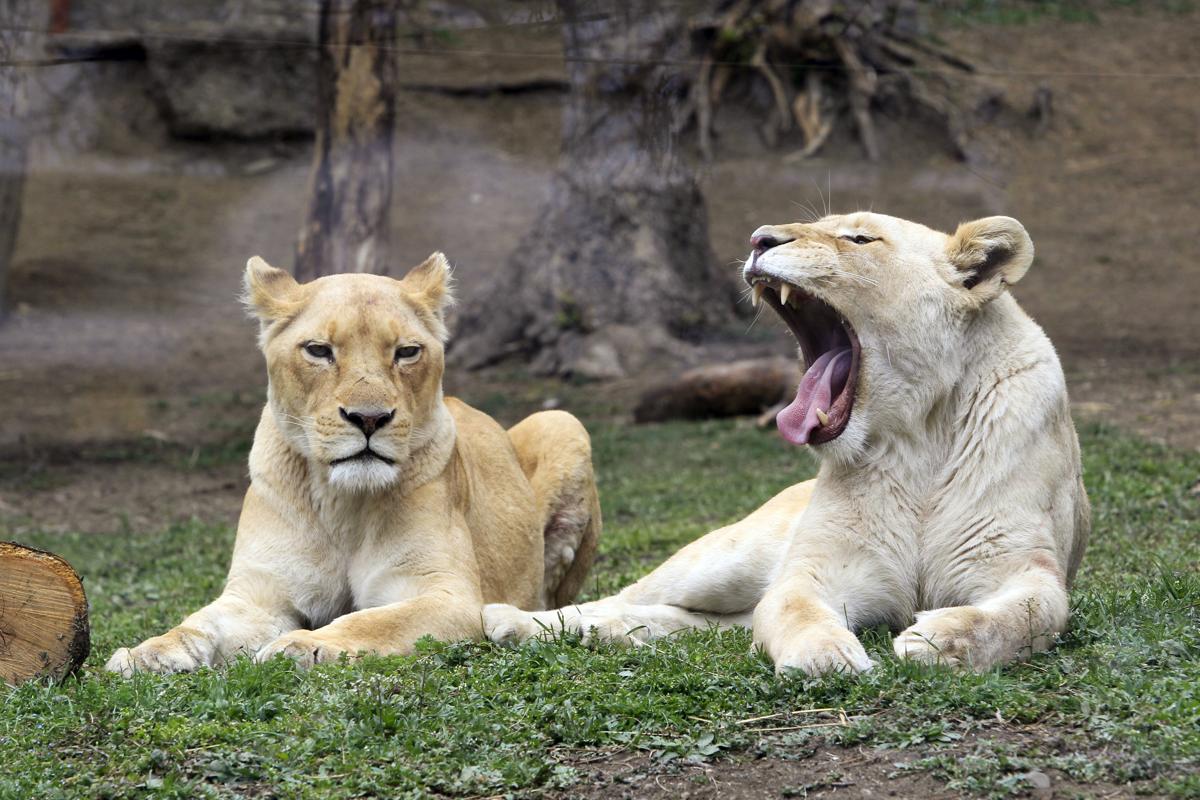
[243,253,454,493]
[744,212,1034,461]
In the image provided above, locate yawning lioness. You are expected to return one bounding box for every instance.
[484,212,1090,675]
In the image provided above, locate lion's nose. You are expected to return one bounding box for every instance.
[340,408,395,437]
[750,233,794,254]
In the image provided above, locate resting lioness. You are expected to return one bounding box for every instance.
[485,212,1089,675]
[107,254,600,674]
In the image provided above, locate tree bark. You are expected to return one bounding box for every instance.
[634,357,797,423]
[0,542,90,685]
[294,0,399,280]
[453,0,735,379]
[0,0,41,319]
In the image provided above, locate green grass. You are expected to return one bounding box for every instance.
[1,419,1197,798]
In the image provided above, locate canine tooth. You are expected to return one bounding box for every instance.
[752,283,764,307]
[815,408,830,426]
[780,283,792,305]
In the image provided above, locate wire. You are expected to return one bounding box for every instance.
[0,22,1198,79]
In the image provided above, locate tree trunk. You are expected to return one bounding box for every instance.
[0,542,90,685]
[0,0,41,319]
[294,0,399,280]
[453,0,735,379]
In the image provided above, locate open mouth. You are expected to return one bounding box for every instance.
[750,279,860,445]
[330,449,395,467]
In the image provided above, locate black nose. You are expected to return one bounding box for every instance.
[340,408,395,437]
[751,234,793,254]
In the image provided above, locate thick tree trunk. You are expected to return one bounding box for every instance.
[0,0,41,319]
[453,0,735,379]
[294,0,398,280]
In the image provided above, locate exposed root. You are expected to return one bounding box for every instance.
[751,41,792,146]
[683,0,997,162]
[789,71,834,160]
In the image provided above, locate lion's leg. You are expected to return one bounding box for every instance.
[750,514,918,677]
[506,410,602,608]
[485,481,813,647]
[751,571,875,677]
[105,575,302,676]
[893,556,1068,670]
[485,596,753,647]
[255,591,481,668]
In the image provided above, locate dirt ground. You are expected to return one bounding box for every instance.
[0,8,1197,795]
[548,725,1175,800]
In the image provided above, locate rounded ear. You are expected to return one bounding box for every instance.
[946,216,1034,301]
[242,256,302,323]
[400,252,455,339]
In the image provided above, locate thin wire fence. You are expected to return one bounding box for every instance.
[0,22,1198,80]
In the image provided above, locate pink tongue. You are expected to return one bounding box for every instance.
[777,348,851,445]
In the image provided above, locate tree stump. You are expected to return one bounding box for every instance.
[0,542,90,685]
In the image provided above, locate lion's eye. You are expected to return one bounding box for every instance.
[841,234,878,245]
[394,345,421,362]
[303,343,333,361]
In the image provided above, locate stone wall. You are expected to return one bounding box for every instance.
[62,0,322,138]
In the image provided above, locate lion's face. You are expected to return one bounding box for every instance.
[744,212,1034,459]
[244,253,454,493]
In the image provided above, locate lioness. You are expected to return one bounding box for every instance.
[485,212,1089,675]
[107,254,600,674]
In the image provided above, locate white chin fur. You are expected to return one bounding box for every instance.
[328,459,401,493]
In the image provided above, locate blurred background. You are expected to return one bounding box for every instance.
[0,0,1196,531]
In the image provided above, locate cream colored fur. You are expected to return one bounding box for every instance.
[107,254,600,675]
[485,212,1089,675]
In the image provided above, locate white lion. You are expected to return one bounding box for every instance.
[484,212,1090,675]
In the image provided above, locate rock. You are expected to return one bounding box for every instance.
[1022,770,1052,794]
[64,0,320,138]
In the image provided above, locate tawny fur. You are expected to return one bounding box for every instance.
[485,212,1089,675]
[107,254,600,675]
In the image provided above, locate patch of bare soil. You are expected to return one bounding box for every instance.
[553,727,1171,799]
[0,459,246,536]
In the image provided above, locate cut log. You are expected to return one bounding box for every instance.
[634,357,797,423]
[0,542,90,685]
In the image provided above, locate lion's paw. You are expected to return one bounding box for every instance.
[105,631,210,677]
[893,606,987,669]
[762,626,874,677]
[482,603,541,647]
[255,631,351,668]
[578,615,653,647]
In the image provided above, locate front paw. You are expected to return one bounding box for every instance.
[254,631,352,668]
[893,606,988,669]
[482,603,540,647]
[105,630,210,676]
[759,625,874,677]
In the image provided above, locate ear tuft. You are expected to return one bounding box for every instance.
[400,252,455,339]
[946,216,1034,300]
[242,256,302,323]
